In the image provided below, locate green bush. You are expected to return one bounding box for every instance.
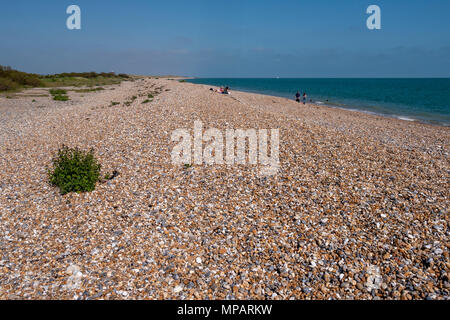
[49,89,67,95]
[0,77,19,91]
[74,87,104,93]
[53,95,70,101]
[49,145,101,195]
[0,65,43,90]
[42,71,118,79]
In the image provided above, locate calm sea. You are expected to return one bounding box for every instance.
[186,78,450,126]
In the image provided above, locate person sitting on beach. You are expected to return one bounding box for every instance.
[303,92,307,105]
[295,91,301,102]
[222,86,229,94]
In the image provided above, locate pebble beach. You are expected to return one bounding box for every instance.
[0,77,448,300]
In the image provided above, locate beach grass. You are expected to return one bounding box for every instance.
[49,89,67,95]
[0,65,131,93]
[72,87,105,93]
[52,94,70,101]
[40,76,124,88]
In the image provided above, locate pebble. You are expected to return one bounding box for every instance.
[174,285,183,294]
[341,282,350,289]
[0,78,448,300]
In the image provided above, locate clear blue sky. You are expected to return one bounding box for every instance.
[1,0,449,77]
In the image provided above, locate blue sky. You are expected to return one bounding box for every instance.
[0,0,449,77]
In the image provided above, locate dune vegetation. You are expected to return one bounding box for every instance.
[0,65,131,93]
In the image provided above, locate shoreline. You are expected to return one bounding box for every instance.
[184,79,450,128]
[0,77,448,300]
[317,102,448,128]
[182,80,450,133]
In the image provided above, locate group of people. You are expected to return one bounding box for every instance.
[295,91,307,104]
[210,87,307,102]
[210,86,230,94]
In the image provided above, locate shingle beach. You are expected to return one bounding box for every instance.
[0,78,448,299]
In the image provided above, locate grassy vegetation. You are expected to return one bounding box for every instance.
[53,94,70,101]
[73,87,105,93]
[123,95,137,106]
[0,65,131,93]
[0,65,42,92]
[49,89,67,95]
[40,74,127,88]
[49,88,70,101]
[141,87,164,104]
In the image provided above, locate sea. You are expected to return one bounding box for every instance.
[186,78,450,126]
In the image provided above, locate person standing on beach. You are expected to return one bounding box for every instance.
[303,92,307,105]
[295,91,301,102]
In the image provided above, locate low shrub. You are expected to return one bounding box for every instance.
[0,77,19,91]
[74,87,104,93]
[0,65,43,90]
[53,95,70,101]
[49,145,101,195]
[49,89,67,95]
